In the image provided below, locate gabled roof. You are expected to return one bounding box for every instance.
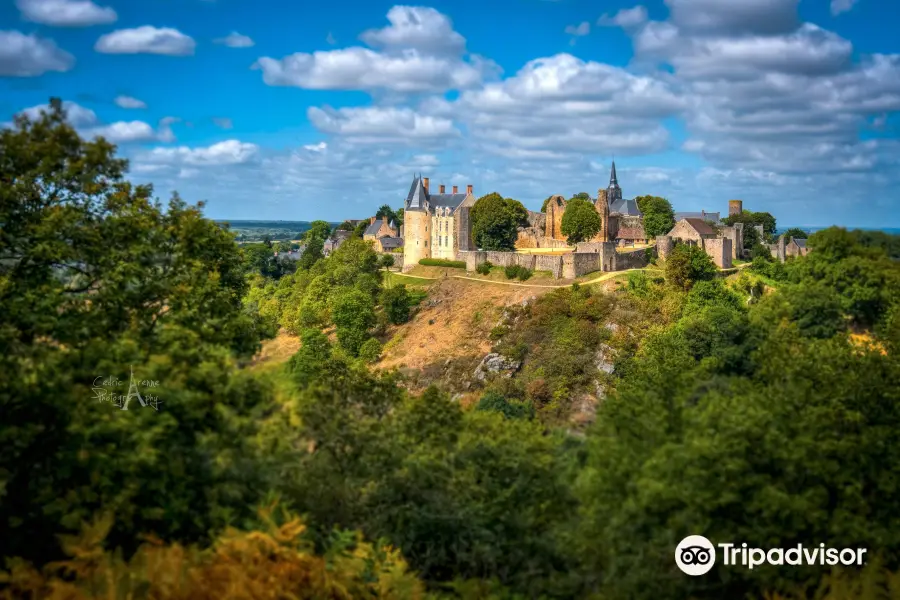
[675,211,721,222]
[428,193,469,209]
[379,236,403,250]
[610,198,642,216]
[682,217,716,236]
[793,238,807,249]
[364,220,383,236]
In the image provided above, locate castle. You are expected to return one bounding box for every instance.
[526,162,648,248]
[402,175,476,271]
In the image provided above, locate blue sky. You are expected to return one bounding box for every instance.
[2,0,899,227]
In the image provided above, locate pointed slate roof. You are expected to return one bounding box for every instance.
[364,219,383,236]
[405,175,428,211]
[609,161,618,186]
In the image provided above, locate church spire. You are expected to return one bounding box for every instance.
[609,160,618,186]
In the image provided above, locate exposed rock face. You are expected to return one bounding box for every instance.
[595,344,616,375]
[474,353,521,381]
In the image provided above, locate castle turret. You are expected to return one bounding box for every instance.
[402,175,432,271]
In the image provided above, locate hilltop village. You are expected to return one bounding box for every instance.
[325,163,806,280]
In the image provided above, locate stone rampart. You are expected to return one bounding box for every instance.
[562,253,601,279]
[656,236,674,260]
[702,238,732,269]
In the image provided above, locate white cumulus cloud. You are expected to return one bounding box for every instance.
[146,140,260,166]
[16,0,116,27]
[95,26,195,56]
[114,95,147,109]
[0,30,74,76]
[214,32,254,48]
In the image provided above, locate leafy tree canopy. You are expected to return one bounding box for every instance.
[635,195,676,239]
[471,193,529,251]
[560,197,602,244]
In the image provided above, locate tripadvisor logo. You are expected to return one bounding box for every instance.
[675,535,868,576]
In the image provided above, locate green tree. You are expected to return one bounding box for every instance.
[381,284,412,325]
[560,197,602,244]
[337,220,354,231]
[379,254,395,269]
[331,287,377,355]
[375,204,396,224]
[471,193,529,251]
[569,192,591,202]
[665,243,718,291]
[782,227,808,241]
[635,195,676,239]
[358,338,383,363]
[395,208,404,228]
[0,99,274,565]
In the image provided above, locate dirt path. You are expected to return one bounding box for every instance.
[390,267,660,289]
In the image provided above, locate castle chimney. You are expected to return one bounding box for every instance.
[439,184,445,194]
[370,216,376,225]
[466,184,473,195]
[423,177,429,192]
[452,185,458,194]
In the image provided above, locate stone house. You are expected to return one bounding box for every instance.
[786,237,809,258]
[363,217,399,242]
[665,217,733,268]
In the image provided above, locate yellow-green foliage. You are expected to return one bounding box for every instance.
[0,504,425,600]
[763,559,900,600]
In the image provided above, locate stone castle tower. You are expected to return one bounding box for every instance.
[729,200,743,217]
[403,176,432,268]
[401,175,475,271]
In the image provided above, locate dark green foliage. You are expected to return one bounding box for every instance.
[475,391,533,420]
[288,328,335,388]
[331,288,377,355]
[358,338,382,363]
[724,210,777,245]
[375,204,397,225]
[665,243,718,291]
[560,197,602,244]
[381,284,412,325]
[0,99,274,565]
[299,220,330,270]
[782,227,808,241]
[784,227,900,327]
[471,193,529,251]
[379,254,395,269]
[419,258,466,268]
[635,195,676,238]
[475,261,493,275]
[569,192,591,202]
[503,264,533,280]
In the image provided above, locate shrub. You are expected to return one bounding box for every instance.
[419,258,466,268]
[381,284,412,325]
[358,338,383,363]
[475,391,533,420]
[379,254,395,269]
[476,261,493,275]
[504,265,518,279]
[517,268,533,281]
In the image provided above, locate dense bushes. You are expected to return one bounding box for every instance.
[418,258,466,268]
[504,264,533,281]
[475,261,493,275]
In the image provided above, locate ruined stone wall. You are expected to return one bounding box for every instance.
[545,196,567,240]
[656,236,674,260]
[562,253,602,279]
[526,210,546,230]
[534,254,563,278]
[617,246,654,270]
[516,230,571,249]
[574,242,607,253]
[720,226,743,260]
[702,238,732,269]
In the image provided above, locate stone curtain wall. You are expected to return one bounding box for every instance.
[459,251,601,279]
[617,246,655,270]
[702,238,732,269]
[562,253,602,279]
[456,206,474,252]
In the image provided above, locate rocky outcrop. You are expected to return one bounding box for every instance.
[595,344,616,375]
[474,353,521,381]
